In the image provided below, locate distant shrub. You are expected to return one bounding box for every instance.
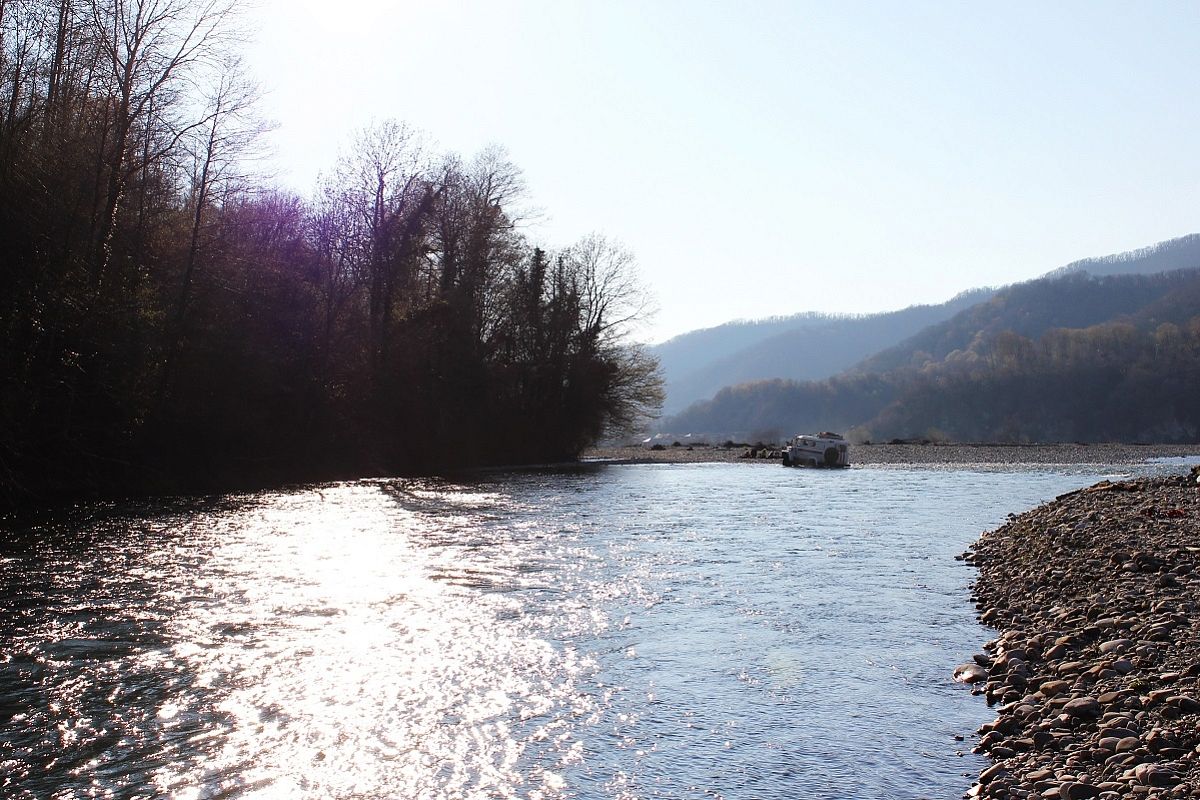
[650,443,666,451]
[846,426,873,445]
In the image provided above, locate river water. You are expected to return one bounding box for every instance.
[0,461,1176,799]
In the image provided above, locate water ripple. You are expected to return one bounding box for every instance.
[0,462,1159,798]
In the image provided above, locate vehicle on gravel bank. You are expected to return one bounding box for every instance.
[782,432,851,468]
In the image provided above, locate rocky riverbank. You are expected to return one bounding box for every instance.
[957,466,1200,799]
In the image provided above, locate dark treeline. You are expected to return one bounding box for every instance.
[667,271,1200,443]
[0,0,662,507]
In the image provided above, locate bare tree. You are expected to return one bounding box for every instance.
[0,0,48,139]
[598,341,664,437]
[559,234,663,434]
[175,58,270,327]
[307,184,363,367]
[562,233,656,341]
[332,119,434,370]
[433,145,526,342]
[86,0,239,289]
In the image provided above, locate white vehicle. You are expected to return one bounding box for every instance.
[782,432,850,468]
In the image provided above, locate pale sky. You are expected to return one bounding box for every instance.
[244,0,1200,343]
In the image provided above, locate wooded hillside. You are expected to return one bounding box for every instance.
[666,269,1200,443]
[652,289,994,414]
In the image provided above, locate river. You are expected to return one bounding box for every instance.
[0,461,1175,798]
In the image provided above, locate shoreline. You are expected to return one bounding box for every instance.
[588,442,1200,797]
[957,466,1200,798]
[585,442,1200,466]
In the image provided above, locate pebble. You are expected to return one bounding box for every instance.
[1064,698,1103,719]
[959,467,1200,799]
[957,663,991,683]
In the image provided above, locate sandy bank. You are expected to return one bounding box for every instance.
[957,467,1200,798]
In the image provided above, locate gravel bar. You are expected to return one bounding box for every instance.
[585,443,1200,466]
[956,466,1200,799]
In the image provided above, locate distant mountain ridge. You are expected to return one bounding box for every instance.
[653,289,994,415]
[653,232,1200,420]
[659,232,1200,444]
[665,267,1200,443]
[1043,233,1200,280]
[652,312,844,381]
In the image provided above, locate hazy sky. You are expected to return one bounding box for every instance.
[244,1,1200,343]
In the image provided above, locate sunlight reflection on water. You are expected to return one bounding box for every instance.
[152,483,596,799]
[0,462,1178,798]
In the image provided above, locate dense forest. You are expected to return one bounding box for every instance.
[666,270,1200,443]
[0,0,662,507]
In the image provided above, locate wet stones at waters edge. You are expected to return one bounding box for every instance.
[957,466,1200,799]
[738,446,783,459]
